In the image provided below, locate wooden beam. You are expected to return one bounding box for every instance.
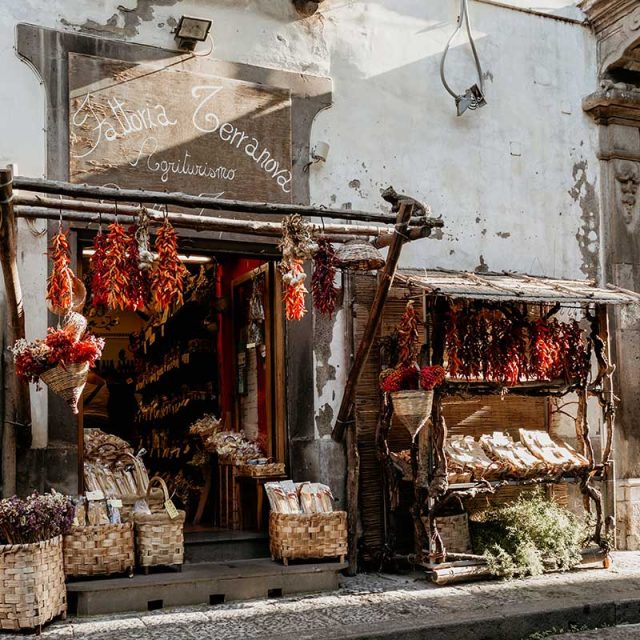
[0,167,31,496]
[14,202,427,246]
[13,176,443,228]
[331,202,415,443]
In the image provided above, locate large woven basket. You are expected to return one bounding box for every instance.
[63,523,134,578]
[391,389,434,440]
[269,511,348,566]
[335,239,385,271]
[40,361,89,414]
[0,536,66,631]
[133,476,185,571]
[433,513,472,554]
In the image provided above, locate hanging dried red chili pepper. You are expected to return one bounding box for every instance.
[89,231,109,308]
[46,229,73,312]
[311,239,338,316]
[125,226,150,311]
[398,300,420,367]
[102,222,132,311]
[281,259,307,321]
[152,219,187,310]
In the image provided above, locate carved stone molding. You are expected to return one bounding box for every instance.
[583,87,640,126]
[578,0,640,74]
[614,160,640,225]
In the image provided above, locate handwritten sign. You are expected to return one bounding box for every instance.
[69,53,293,203]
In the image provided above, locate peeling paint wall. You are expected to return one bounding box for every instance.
[0,1,599,497]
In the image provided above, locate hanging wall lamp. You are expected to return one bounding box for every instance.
[440,0,487,116]
[174,16,213,51]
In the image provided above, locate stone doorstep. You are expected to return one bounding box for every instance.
[66,559,347,617]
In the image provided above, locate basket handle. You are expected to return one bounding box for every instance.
[147,475,170,502]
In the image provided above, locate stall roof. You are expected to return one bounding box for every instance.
[395,269,640,305]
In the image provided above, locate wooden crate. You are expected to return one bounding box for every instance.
[269,511,348,565]
[63,523,134,578]
[0,536,66,631]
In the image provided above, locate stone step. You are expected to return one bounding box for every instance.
[184,529,270,563]
[67,558,347,616]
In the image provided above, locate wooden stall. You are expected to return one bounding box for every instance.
[347,269,640,581]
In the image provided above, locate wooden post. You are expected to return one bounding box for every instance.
[331,202,415,443]
[0,167,31,496]
[343,271,360,576]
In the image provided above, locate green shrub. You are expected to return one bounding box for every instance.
[470,490,586,579]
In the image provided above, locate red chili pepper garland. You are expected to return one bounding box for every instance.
[312,239,339,316]
[89,231,109,307]
[398,301,419,367]
[282,259,307,321]
[125,226,150,311]
[46,230,73,312]
[103,222,132,311]
[152,220,188,310]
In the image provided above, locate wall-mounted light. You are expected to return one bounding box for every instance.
[174,15,212,51]
[303,141,330,172]
[292,0,325,17]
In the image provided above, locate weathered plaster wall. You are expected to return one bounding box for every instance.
[0,1,599,501]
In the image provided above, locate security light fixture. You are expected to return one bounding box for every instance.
[174,16,212,51]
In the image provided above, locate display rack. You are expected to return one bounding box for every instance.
[373,271,638,584]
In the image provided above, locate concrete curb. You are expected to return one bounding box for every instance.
[276,596,640,640]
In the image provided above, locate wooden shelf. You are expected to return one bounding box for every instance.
[440,378,581,397]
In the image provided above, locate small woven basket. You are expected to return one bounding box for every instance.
[391,389,434,440]
[40,362,89,414]
[236,462,286,478]
[133,476,185,570]
[63,523,134,578]
[0,536,66,631]
[269,511,348,566]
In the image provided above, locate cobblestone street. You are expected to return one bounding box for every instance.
[6,552,640,640]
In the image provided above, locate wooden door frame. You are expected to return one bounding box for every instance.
[231,262,287,464]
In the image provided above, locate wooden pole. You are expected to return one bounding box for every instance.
[0,167,31,496]
[343,271,360,576]
[14,202,429,245]
[331,202,414,443]
[13,176,440,227]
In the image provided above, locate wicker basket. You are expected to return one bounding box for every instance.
[40,361,89,414]
[0,536,66,631]
[120,488,165,522]
[269,511,348,566]
[236,462,286,478]
[433,514,472,554]
[390,389,434,440]
[63,523,134,578]
[133,476,185,571]
[335,239,385,271]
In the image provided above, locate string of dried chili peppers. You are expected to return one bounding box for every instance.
[152,220,188,310]
[311,239,338,316]
[281,259,307,321]
[398,300,420,367]
[103,222,132,311]
[46,230,73,312]
[124,226,151,311]
[89,231,109,307]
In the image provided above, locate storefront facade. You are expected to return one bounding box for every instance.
[3,0,640,550]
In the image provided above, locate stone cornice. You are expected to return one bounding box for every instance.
[578,0,640,35]
[583,86,640,126]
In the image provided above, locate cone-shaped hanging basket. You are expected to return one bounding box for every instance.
[40,362,89,414]
[390,389,434,440]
